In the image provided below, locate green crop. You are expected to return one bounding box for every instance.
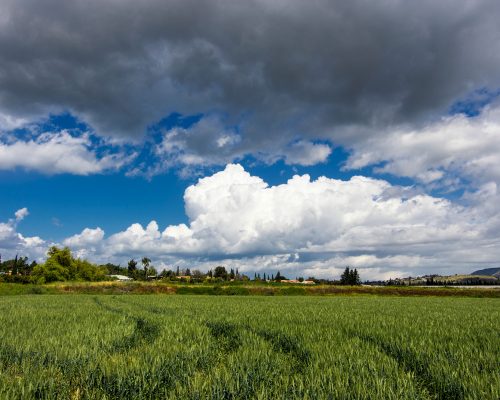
[0,295,498,399]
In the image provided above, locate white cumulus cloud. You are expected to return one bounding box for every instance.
[63,227,105,248]
[57,164,500,278]
[8,165,499,279]
[0,209,46,260]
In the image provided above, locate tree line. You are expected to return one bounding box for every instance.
[1,248,362,285]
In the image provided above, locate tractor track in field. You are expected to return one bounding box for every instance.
[0,342,187,399]
[203,320,313,399]
[352,332,465,400]
[92,297,160,353]
[205,321,311,373]
[111,296,178,317]
[0,297,185,399]
[251,328,311,373]
[205,321,242,353]
[0,344,89,372]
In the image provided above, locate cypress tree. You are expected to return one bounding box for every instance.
[353,269,360,285]
[348,269,355,284]
[340,267,350,285]
[13,254,18,275]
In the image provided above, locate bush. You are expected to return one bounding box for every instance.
[0,274,32,284]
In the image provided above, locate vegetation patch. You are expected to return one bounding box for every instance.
[205,321,242,353]
[253,328,311,372]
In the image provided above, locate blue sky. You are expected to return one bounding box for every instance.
[1,0,500,280]
[0,111,418,243]
[1,95,483,243]
[2,114,324,236]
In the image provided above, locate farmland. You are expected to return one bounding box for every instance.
[1,281,499,297]
[0,295,499,399]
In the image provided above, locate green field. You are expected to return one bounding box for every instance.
[0,295,498,399]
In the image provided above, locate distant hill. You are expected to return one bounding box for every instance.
[470,268,500,278]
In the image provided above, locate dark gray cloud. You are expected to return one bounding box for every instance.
[1,0,500,158]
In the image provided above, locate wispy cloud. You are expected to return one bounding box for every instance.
[0,130,135,175]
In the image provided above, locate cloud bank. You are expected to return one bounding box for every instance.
[4,165,497,279]
[1,1,499,279]
[1,0,500,171]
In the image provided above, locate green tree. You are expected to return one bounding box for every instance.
[340,267,361,285]
[142,257,151,280]
[32,259,69,283]
[191,269,204,282]
[352,269,361,285]
[127,259,137,278]
[32,246,106,283]
[12,254,18,275]
[275,270,287,281]
[340,267,351,285]
[73,259,107,281]
[214,266,228,280]
[47,246,72,268]
[102,263,126,275]
[17,257,30,275]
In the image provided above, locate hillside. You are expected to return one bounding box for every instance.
[471,268,500,278]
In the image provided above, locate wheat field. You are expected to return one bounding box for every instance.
[0,295,498,399]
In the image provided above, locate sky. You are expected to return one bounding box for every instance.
[1,0,500,280]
